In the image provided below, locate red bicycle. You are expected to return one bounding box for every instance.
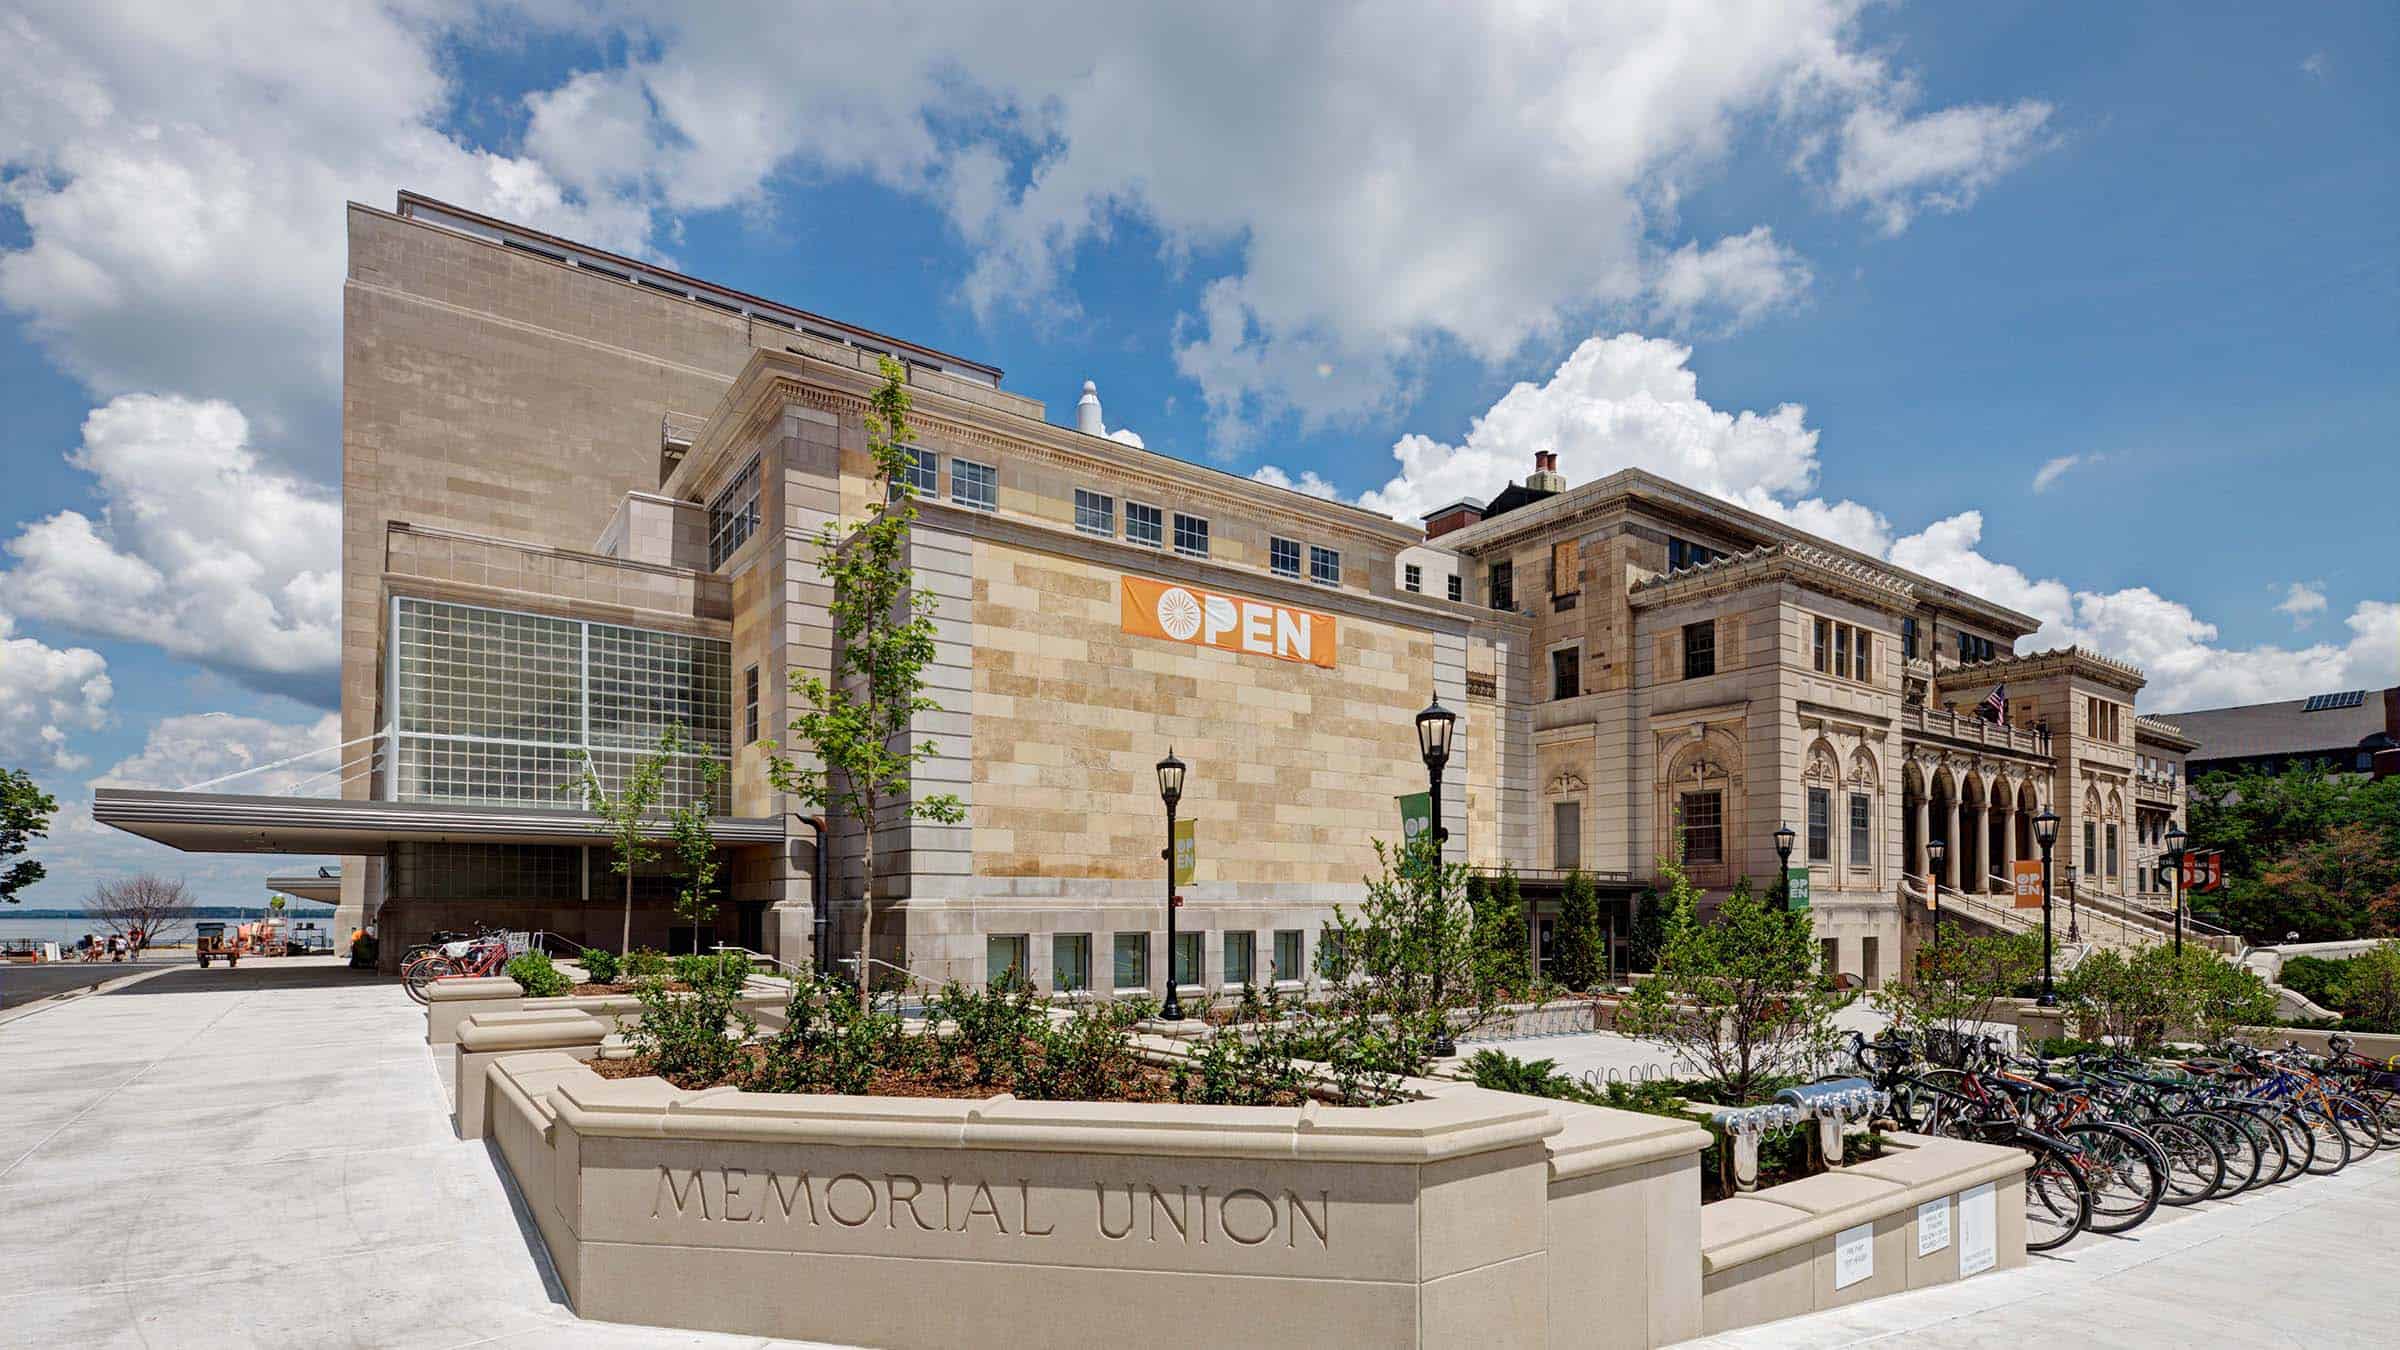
[403,934,512,1004]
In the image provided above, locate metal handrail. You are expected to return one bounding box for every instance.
[834,953,923,989]
[710,944,807,982]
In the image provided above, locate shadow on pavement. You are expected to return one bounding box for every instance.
[107,963,398,994]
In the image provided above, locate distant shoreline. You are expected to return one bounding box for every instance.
[3,906,337,920]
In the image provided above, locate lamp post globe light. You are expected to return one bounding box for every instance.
[2164,822,2187,959]
[2033,807,2060,1007]
[1416,694,1457,1058]
[1926,836,1948,959]
[1157,747,1186,1021]
[1773,822,1796,907]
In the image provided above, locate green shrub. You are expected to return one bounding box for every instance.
[625,962,758,1088]
[1172,1022,1311,1106]
[1023,999,1149,1102]
[624,947,671,980]
[2280,954,2350,1007]
[504,950,571,999]
[578,947,622,984]
[1553,870,1606,991]
[929,979,1048,1088]
[752,975,912,1095]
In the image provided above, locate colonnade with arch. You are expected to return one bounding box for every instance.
[1898,753,2050,894]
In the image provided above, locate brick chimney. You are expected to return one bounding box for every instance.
[1526,449,1566,494]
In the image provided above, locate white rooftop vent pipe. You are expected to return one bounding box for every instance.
[1075,380,1106,436]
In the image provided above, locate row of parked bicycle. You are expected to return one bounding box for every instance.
[1838,1029,2400,1253]
[398,926,546,1002]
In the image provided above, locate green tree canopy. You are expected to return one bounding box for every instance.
[2187,764,2400,941]
[1,767,59,904]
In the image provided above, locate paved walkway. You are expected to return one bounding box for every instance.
[0,958,840,1349]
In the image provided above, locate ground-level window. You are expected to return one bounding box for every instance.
[1272,929,1304,983]
[1848,793,1871,871]
[1172,931,1203,988]
[1223,931,1255,987]
[1862,936,1880,988]
[1807,787,1831,863]
[1126,502,1164,548]
[987,934,1028,988]
[1553,800,1581,870]
[1537,917,1556,976]
[1113,932,1150,990]
[1821,937,1839,975]
[1680,790,1724,864]
[1052,933,1091,992]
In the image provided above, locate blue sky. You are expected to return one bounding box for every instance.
[1,1,2393,907]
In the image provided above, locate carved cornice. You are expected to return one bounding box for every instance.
[1628,541,1917,616]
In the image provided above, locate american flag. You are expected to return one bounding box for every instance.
[1978,683,2007,723]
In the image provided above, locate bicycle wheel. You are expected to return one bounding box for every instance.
[2324,1093,2386,1154]
[2019,1133,2094,1254]
[2293,1105,2351,1176]
[2181,1110,2264,1199]
[2353,1086,2400,1138]
[2138,1116,2225,1207]
[2055,1121,2163,1235]
[404,955,454,1005]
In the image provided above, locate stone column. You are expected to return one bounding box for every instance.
[1943,798,1960,891]
[1912,791,1930,880]
[1968,801,1988,892]
[1999,802,2018,882]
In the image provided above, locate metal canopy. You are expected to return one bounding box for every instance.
[93,788,783,855]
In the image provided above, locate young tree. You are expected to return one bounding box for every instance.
[1625,886,1668,973]
[1468,866,1529,997]
[1552,868,1606,991]
[2,767,59,904]
[767,357,964,994]
[668,758,727,953]
[1618,864,1845,1105]
[1318,833,1493,1070]
[86,874,198,948]
[560,729,675,954]
[1870,929,2040,1045]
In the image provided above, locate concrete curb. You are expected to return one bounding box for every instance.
[0,963,184,1030]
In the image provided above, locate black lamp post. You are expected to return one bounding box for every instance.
[1926,836,1948,959]
[1773,821,1796,908]
[2034,808,2060,1007]
[1416,694,1457,1057]
[2164,822,2187,958]
[1157,747,1186,1021]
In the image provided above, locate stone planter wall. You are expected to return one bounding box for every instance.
[424,975,796,1045]
[1696,1133,2028,1336]
[475,1052,1719,1349]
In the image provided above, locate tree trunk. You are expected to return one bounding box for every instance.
[622,869,633,955]
[858,790,879,998]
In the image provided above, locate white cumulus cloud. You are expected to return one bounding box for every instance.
[2031,454,2082,493]
[1824,97,2056,235]
[1248,465,1343,501]
[0,610,112,771]
[1648,228,1815,335]
[1,395,341,702]
[2275,581,2328,626]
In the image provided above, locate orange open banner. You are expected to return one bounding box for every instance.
[1120,574,1337,668]
[2011,859,2044,909]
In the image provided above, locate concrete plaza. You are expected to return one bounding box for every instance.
[3,963,2391,1348]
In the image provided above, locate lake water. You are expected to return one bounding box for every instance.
[0,914,338,949]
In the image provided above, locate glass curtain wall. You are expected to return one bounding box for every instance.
[391,597,733,810]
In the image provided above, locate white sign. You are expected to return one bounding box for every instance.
[1958,1182,1997,1277]
[1916,1196,1951,1256]
[1833,1222,1875,1290]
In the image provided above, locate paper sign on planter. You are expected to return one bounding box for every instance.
[1958,1182,1997,1276]
[1833,1222,1875,1290]
[1917,1196,1951,1256]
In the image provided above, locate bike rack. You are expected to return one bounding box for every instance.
[1709,1104,1801,1192]
[1775,1077,1890,1167]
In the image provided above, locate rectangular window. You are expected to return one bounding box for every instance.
[1073,488,1115,537]
[1861,936,1880,988]
[1489,561,1514,612]
[1403,562,1422,593]
[1052,933,1091,992]
[707,456,762,569]
[1270,536,1302,578]
[1680,791,1724,864]
[1902,616,1919,661]
[1310,544,1341,586]
[2084,821,2098,875]
[1856,630,1873,683]
[1112,932,1150,991]
[1126,501,1163,548]
[1682,621,1716,679]
[1172,931,1203,988]
[743,665,759,745]
[2105,824,2120,887]
[1223,931,1255,987]
[1822,937,1840,976]
[890,446,938,502]
[986,934,1028,988]
[950,458,997,511]
[1446,574,1462,603]
[1172,512,1210,558]
[1834,624,1851,679]
[1848,793,1871,870]
[1553,800,1582,870]
[1669,537,1719,571]
[1272,929,1304,983]
[1551,539,1580,595]
[1536,918,1556,975]
[1813,617,1830,673]
[1551,645,1580,701]
[1807,788,1831,863]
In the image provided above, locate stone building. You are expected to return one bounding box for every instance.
[97,192,2185,992]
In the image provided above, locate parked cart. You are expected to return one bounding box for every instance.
[195,921,242,969]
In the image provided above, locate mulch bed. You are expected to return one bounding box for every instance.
[590,1042,1238,1105]
[567,980,692,996]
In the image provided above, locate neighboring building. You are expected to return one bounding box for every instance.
[97,192,2189,994]
[2166,688,2400,781]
